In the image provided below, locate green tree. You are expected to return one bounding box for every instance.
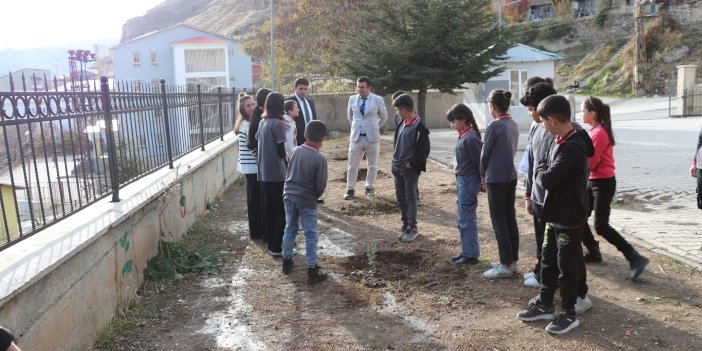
[242,0,362,91]
[339,0,512,117]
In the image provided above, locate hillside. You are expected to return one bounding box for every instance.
[120,0,270,43]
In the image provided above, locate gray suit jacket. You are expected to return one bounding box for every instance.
[347,93,388,143]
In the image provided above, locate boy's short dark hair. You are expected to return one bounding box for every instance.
[392,90,406,101]
[357,76,371,86]
[305,120,328,142]
[537,95,571,123]
[393,94,414,111]
[294,77,309,87]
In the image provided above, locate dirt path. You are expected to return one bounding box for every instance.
[95,137,702,351]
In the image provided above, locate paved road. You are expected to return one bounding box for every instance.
[423,102,702,269]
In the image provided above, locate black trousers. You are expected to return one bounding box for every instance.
[697,168,702,210]
[540,225,587,310]
[582,177,635,261]
[487,180,520,265]
[245,174,263,240]
[531,213,546,279]
[261,181,285,253]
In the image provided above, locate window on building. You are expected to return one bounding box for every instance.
[184,49,226,72]
[509,69,528,106]
[150,52,159,67]
[132,53,140,67]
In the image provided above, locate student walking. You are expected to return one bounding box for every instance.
[281,120,330,284]
[580,96,649,279]
[517,95,591,335]
[691,124,702,210]
[257,92,288,256]
[446,104,482,266]
[481,90,520,279]
[391,94,430,242]
[234,93,263,240]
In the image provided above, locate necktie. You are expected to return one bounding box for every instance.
[360,97,367,116]
[302,98,312,125]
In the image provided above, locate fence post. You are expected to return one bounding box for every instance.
[218,87,224,141]
[232,87,237,133]
[682,88,688,118]
[197,84,205,151]
[160,79,174,169]
[100,76,120,202]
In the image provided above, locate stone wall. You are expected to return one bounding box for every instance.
[0,135,240,351]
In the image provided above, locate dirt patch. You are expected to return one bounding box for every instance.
[96,136,702,351]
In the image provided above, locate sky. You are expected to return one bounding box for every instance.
[1,0,167,49]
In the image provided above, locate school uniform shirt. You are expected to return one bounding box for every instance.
[588,123,616,180]
[454,128,482,177]
[237,120,258,175]
[392,114,430,172]
[480,115,519,183]
[284,143,328,208]
[256,117,287,182]
[282,114,297,157]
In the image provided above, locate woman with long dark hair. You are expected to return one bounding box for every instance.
[234,93,262,240]
[256,92,288,256]
[247,88,273,152]
[580,96,649,279]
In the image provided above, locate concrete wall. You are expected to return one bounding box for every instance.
[0,134,240,351]
[312,90,463,133]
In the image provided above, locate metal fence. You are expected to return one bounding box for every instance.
[0,74,238,251]
[669,88,702,117]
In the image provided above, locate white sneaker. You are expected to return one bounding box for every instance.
[524,272,536,280]
[574,295,593,315]
[491,261,518,271]
[523,276,540,288]
[483,265,513,279]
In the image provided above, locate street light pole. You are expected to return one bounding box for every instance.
[270,0,276,91]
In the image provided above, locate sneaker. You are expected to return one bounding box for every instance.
[450,254,463,263]
[268,250,283,257]
[583,241,603,263]
[398,226,409,241]
[483,265,513,279]
[523,271,536,280]
[545,310,580,335]
[282,258,293,274]
[364,186,374,197]
[516,299,555,321]
[574,295,593,315]
[307,265,328,285]
[523,276,541,288]
[343,189,355,200]
[453,256,479,266]
[401,227,419,242]
[491,261,518,272]
[416,197,422,206]
[629,252,649,280]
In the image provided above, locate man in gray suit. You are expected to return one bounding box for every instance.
[344,76,388,200]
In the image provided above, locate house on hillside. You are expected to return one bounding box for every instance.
[110,24,253,90]
[0,69,53,91]
[463,43,560,130]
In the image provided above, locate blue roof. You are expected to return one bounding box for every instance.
[502,43,560,62]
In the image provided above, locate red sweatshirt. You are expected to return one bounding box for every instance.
[588,124,615,180]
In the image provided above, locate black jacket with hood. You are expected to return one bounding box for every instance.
[535,127,595,227]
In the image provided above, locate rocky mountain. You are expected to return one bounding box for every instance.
[120,0,271,43]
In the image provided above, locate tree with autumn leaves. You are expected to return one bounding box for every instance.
[243,0,511,118]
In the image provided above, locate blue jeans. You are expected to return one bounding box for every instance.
[456,174,480,258]
[282,200,319,267]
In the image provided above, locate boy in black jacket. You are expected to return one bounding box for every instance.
[517,95,591,335]
[392,94,430,242]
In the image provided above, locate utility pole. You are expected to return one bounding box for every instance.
[633,1,646,95]
[270,0,276,91]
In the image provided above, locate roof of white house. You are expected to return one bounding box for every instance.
[502,43,560,63]
[172,37,230,45]
[111,24,233,49]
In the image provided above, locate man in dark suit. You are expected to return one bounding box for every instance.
[286,77,317,145]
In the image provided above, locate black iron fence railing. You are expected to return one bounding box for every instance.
[0,74,239,251]
[669,88,702,118]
